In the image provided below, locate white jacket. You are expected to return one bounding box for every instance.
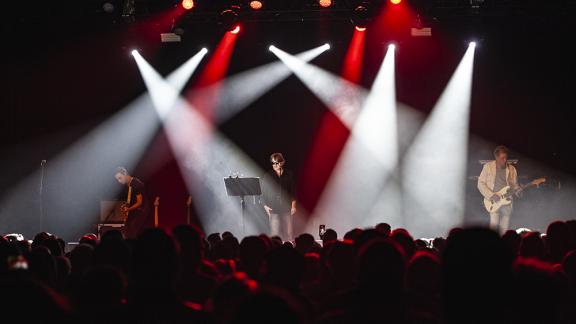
[477,160,519,199]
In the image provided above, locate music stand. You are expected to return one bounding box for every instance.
[224,177,262,236]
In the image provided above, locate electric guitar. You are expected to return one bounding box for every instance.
[483,177,546,213]
[120,202,130,221]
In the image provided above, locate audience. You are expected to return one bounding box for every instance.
[2,218,576,324]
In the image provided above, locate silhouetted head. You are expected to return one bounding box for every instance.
[442,227,513,324]
[546,221,571,263]
[79,234,99,248]
[391,228,416,259]
[295,233,316,255]
[69,244,94,277]
[265,245,304,292]
[231,288,303,324]
[302,252,321,284]
[28,246,57,286]
[212,272,258,324]
[131,228,179,290]
[406,250,441,297]
[172,224,204,270]
[31,232,51,250]
[322,228,337,244]
[502,230,521,256]
[343,228,363,242]
[356,238,406,291]
[519,232,545,259]
[239,236,269,279]
[324,240,355,288]
[375,223,392,236]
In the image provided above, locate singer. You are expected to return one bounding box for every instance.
[262,153,297,241]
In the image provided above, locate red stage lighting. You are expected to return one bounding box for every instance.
[390,0,402,4]
[249,0,263,10]
[319,0,332,8]
[181,0,194,10]
[230,25,241,34]
[355,26,366,31]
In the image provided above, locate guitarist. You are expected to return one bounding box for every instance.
[114,167,148,239]
[477,146,520,234]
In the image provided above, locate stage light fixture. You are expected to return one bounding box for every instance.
[219,6,241,32]
[319,0,332,8]
[390,0,402,4]
[249,0,263,10]
[181,0,194,10]
[351,5,370,30]
[469,41,477,48]
[102,2,115,13]
[131,49,138,56]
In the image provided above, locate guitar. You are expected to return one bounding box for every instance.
[483,177,546,213]
[153,197,160,228]
[119,202,130,222]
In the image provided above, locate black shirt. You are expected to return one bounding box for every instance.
[262,169,296,214]
[128,177,148,213]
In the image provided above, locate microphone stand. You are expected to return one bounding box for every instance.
[39,160,46,232]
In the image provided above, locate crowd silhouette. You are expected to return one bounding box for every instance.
[2,219,576,323]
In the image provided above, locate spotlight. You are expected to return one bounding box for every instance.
[324,43,331,50]
[319,0,332,8]
[268,45,276,51]
[390,0,402,4]
[249,0,263,10]
[351,5,370,30]
[102,2,115,13]
[181,0,194,10]
[131,49,138,56]
[469,41,477,48]
[388,43,396,50]
[201,47,209,54]
[230,25,241,34]
[219,7,240,32]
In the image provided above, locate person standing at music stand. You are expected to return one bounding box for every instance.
[478,146,520,234]
[115,167,148,239]
[262,153,297,241]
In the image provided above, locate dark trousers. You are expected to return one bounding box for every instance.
[125,210,147,240]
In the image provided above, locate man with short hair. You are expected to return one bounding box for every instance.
[477,146,520,234]
[115,167,148,239]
